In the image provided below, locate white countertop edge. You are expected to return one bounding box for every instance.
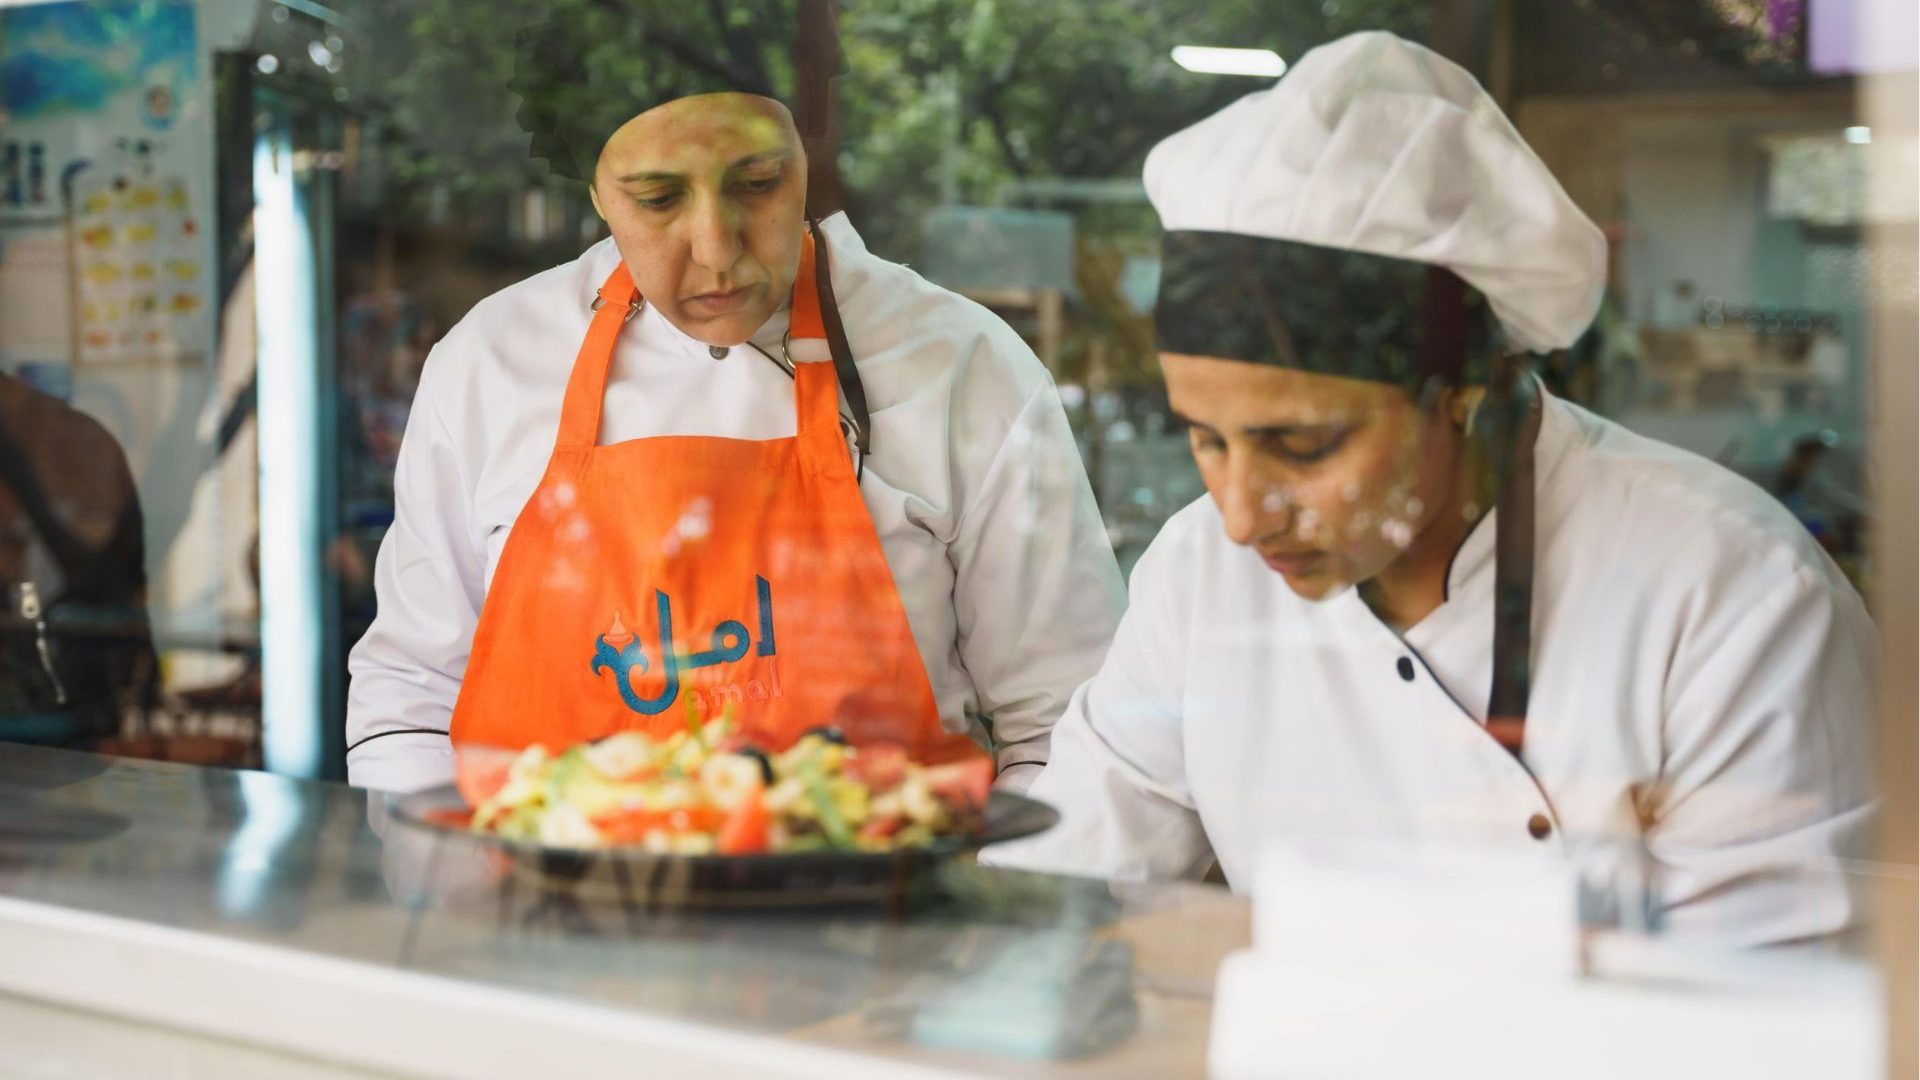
[0,894,981,1080]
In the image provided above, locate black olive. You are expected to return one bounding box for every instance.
[801,725,848,745]
[737,746,776,785]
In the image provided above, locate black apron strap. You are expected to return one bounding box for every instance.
[807,218,871,457]
[1484,355,1541,757]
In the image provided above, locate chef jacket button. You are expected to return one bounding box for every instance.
[1396,656,1415,681]
[1527,813,1553,841]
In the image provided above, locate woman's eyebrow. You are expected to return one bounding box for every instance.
[1243,420,1346,437]
[1171,408,1342,437]
[616,150,791,184]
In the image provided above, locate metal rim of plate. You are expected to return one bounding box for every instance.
[388,784,1058,908]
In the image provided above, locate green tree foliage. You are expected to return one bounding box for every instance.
[839,1,1426,240]
[354,0,1428,246]
[345,0,1428,384]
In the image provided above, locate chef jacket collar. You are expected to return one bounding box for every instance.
[581,245,794,364]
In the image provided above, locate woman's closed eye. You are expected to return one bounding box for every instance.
[1263,427,1350,464]
[730,169,784,197]
[631,186,682,210]
[1186,423,1350,464]
[1186,425,1226,455]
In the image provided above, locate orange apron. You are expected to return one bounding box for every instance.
[450,232,977,763]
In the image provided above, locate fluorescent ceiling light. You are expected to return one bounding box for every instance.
[1844,125,1872,145]
[1172,46,1287,78]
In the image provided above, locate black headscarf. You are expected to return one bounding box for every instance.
[509,0,844,184]
[1154,231,1499,392]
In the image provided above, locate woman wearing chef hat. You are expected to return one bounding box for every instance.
[344,2,1123,791]
[988,32,1873,945]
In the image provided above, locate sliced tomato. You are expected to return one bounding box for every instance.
[715,789,770,855]
[591,805,724,845]
[453,744,520,809]
[665,806,725,833]
[423,807,474,829]
[591,810,649,846]
[858,814,905,843]
[844,742,908,790]
[922,757,994,811]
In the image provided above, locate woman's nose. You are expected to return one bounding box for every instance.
[687,194,745,274]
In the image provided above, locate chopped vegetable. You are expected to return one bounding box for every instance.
[923,758,994,812]
[591,805,724,844]
[801,759,856,849]
[581,733,656,782]
[699,753,766,810]
[454,744,520,809]
[715,788,770,855]
[858,814,904,846]
[460,729,991,853]
[844,743,908,789]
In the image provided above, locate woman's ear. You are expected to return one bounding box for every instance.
[1449,386,1488,433]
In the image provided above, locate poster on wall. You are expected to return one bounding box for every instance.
[0,0,215,374]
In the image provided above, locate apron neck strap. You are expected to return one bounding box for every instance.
[799,219,872,456]
[556,229,861,454]
[555,262,642,451]
[1484,356,1541,756]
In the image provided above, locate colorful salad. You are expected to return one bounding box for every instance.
[452,715,994,855]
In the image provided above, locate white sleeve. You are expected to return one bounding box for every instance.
[981,524,1210,880]
[1645,562,1877,946]
[947,382,1127,779]
[343,382,484,793]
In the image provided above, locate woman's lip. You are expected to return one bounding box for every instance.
[684,286,754,315]
[1262,552,1323,576]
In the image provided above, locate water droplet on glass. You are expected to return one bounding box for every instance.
[677,497,713,541]
[1381,518,1415,549]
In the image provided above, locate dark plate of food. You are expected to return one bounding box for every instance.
[389,722,1058,908]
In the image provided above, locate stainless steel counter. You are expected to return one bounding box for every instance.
[0,743,1246,1079]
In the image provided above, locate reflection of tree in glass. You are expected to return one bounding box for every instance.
[1593,0,1805,66]
[354,0,1430,254]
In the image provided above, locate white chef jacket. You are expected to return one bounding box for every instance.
[345,213,1125,794]
[988,391,1876,947]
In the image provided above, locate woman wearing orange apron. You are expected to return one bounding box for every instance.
[345,6,1124,790]
[449,228,972,763]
